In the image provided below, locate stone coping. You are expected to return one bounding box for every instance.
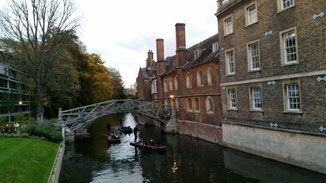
[222,121,326,137]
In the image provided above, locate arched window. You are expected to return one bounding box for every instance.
[187,98,193,112]
[164,99,170,106]
[164,79,168,92]
[174,76,178,90]
[197,70,203,87]
[194,98,200,112]
[207,68,213,86]
[186,72,192,88]
[169,78,173,91]
[206,96,214,113]
[175,98,179,111]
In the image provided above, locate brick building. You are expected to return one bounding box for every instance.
[136,24,222,143]
[216,0,326,174]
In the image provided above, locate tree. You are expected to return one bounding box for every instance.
[0,0,80,121]
[108,67,125,99]
[86,54,114,103]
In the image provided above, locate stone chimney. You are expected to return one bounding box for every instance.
[146,50,153,68]
[175,23,187,67]
[156,39,165,75]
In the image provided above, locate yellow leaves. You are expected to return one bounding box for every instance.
[85,53,114,103]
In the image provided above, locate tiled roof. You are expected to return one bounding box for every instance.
[163,33,218,76]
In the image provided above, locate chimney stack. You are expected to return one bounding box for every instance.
[146,50,153,68]
[156,39,164,62]
[175,23,186,51]
[156,39,165,75]
[175,23,187,67]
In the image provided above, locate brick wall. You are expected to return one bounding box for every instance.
[218,0,326,131]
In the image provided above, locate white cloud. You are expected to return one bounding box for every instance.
[1,0,218,87]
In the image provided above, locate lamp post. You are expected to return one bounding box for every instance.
[169,95,175,106]
[18,101,23,114]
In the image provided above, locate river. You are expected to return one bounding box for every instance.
[59,113,326,183]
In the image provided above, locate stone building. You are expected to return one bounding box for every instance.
[216,0,326,174]
[136,24,222,143]
[0,51,32,120]
[136,50,156,101]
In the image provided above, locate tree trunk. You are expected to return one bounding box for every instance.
[36,81,44,122]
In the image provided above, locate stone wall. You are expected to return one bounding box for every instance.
[222,123,326,174]
[179,120,222,144]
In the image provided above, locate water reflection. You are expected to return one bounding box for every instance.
[60,113,326,183]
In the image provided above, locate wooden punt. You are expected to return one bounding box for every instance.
[106,133,121,143]
[130,142,167,151]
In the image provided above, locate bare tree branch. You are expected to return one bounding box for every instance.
[0,0,80,121]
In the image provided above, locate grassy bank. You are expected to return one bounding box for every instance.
[0,138,59,183]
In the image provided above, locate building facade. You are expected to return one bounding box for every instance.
[216,0,326,174]
[136,24,222,143]
[0,51,32,120]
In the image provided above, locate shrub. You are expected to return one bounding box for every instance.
[0,116,7,125]
[24,125,62,143]
[13,114,25,122]
[2,125,16,133]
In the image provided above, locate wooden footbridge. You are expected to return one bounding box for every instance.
[57,99,177,133]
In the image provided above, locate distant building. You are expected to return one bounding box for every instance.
[216,0,326,174]
[136,24,222,143]
[0,51,32,120]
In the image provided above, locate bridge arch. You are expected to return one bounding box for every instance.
[57,99,177,133]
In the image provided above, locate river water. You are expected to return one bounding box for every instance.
[59,113,326,183]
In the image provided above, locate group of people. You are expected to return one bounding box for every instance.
[108,132,119,139]
[105,119,154,144]
[137,138,155,146]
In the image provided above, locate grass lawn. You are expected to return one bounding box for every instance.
[0,138,59,183]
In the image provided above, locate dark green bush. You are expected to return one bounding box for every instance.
[24,125,62,143]
[0,116,7,125]
[13,114,25,122]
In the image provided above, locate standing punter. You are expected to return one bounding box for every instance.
[133,125,139,142]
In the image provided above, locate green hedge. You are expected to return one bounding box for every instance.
[24,125,62,143]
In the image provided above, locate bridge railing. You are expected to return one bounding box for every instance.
[57,99,175,132]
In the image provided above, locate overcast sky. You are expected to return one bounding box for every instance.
[0,0,218,87]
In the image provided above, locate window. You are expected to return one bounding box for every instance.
[283,82,301,112]
[283,31,297,63]
[174,76,178,90]
[194,98,200,112]
[169,78,173,91]
[224,17,233,36]
[282,0,294,9]
[212,42,218,52]
[280,28,298,65]
[246,4,257,26]
[206,97,214,113]
[151,79,158,94]
[228,89,237,109]
[250,87,262,110]
[186,72,192,88]
[164,99,170,106]
[194,49,201,59]
[248,41,260,71]
[0,79,7,88]
[187,98,193,112]
[226,49,235,75]
[207,68,213,86]
[197,70,203,87]
[175,98,179,111]
[164,79,168,92]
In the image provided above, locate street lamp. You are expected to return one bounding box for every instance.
[169,95,175,106]
[18,101,23,113]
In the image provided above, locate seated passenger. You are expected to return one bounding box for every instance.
[149,139,155,146]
